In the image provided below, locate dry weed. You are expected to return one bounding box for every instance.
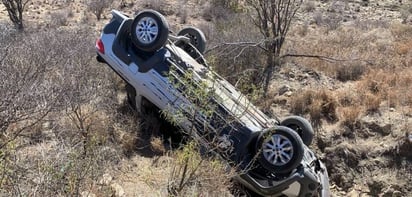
[357,68,412,111]
[336,63,366,82]
[336,90,360,107]
[50,9,71,27]
[141,0,172,15]
[168,141,232,196]
[390,23,412,41]
[339,106,362,126]
[121,132,138,157]
[290,90,338,128]
[394,39,412,55]
[363,93,382,114]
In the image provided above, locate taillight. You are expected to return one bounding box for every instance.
[96,38,105,54]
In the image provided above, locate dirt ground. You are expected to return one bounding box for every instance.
[1,0,411,196]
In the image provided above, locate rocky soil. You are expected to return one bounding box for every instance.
[1,0,411,196]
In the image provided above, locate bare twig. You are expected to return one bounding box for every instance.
[281,53,375,65]
[206,41,266,54]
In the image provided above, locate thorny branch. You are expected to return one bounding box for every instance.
[207,41,375,65]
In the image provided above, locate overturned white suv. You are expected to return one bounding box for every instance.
[96,9,330,197]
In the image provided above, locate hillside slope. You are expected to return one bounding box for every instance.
[0,0,411,196]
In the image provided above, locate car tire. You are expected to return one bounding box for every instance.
[257,126,304,174]
[280,116,314,146]
[131,10,169,52]
[177,27,206,54]
[177,27,206,58]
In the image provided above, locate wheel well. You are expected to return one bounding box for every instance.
[141,96,160,112]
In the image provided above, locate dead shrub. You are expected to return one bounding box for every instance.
[142,0,172,15]
[289,90,338,129]
[120,132,138,157]
[205,13,264,94]
[356,68,412,112]
[390,23,412,41]
[87,0,113,20]
[296,22,309,37]
[324,13,343,32]
[339,106,362,129]
[394,39,412,55]
[302,0,316,12]
[201,0,242,21]
[400,4,412,23]
[0,27,122,196]
[50,9,71,27]
[358,70,389,95]
[177,3,188,24]
[313,11,323,25]
[335,63,366,82]
[168,141,232,196]
[209,0,243,11]
[363,93,381,114]
[202,3,231,21]
[336,90,359,107]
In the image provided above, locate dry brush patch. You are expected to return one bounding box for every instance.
[286,22,411,83]
[357,68,412,112]
[0,27,123,196]
[289,89,338,129]
[168,141,233,196]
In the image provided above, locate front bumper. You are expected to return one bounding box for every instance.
[235,159,329,197]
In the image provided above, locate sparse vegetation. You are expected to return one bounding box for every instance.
[0,27,120,196]
[0,0,411,196]
[335,62,366,82]
[142,0,171,15]
[168,141,232,196]
[50,9,71,27]
[87,0,113,20]
[289,90,338,129]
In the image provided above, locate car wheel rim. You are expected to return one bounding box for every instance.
[136,17,159,44]
[187,34,198,46]
[262,134,294,166]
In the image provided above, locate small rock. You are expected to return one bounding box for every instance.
[288,72,295,78]
[42,121,51,129]
[111,183,125,197]
[347,189,361,197]
[389,108,395,112]
[392,190,403,197]
[361,119,392,136]
[284,91,293,97]
[278,85,291,95]
[99,173,113,185]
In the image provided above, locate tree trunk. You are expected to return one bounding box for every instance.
[263,52,274,97]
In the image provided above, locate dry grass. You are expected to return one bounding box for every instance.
[286,19,412,133]
[338,106,361,126]
[357,68,412,110]
[1,0,412,196]
[335,63,366,82]
[289,90,338,129]
[168,141,233,196]
[287,22,403,79]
